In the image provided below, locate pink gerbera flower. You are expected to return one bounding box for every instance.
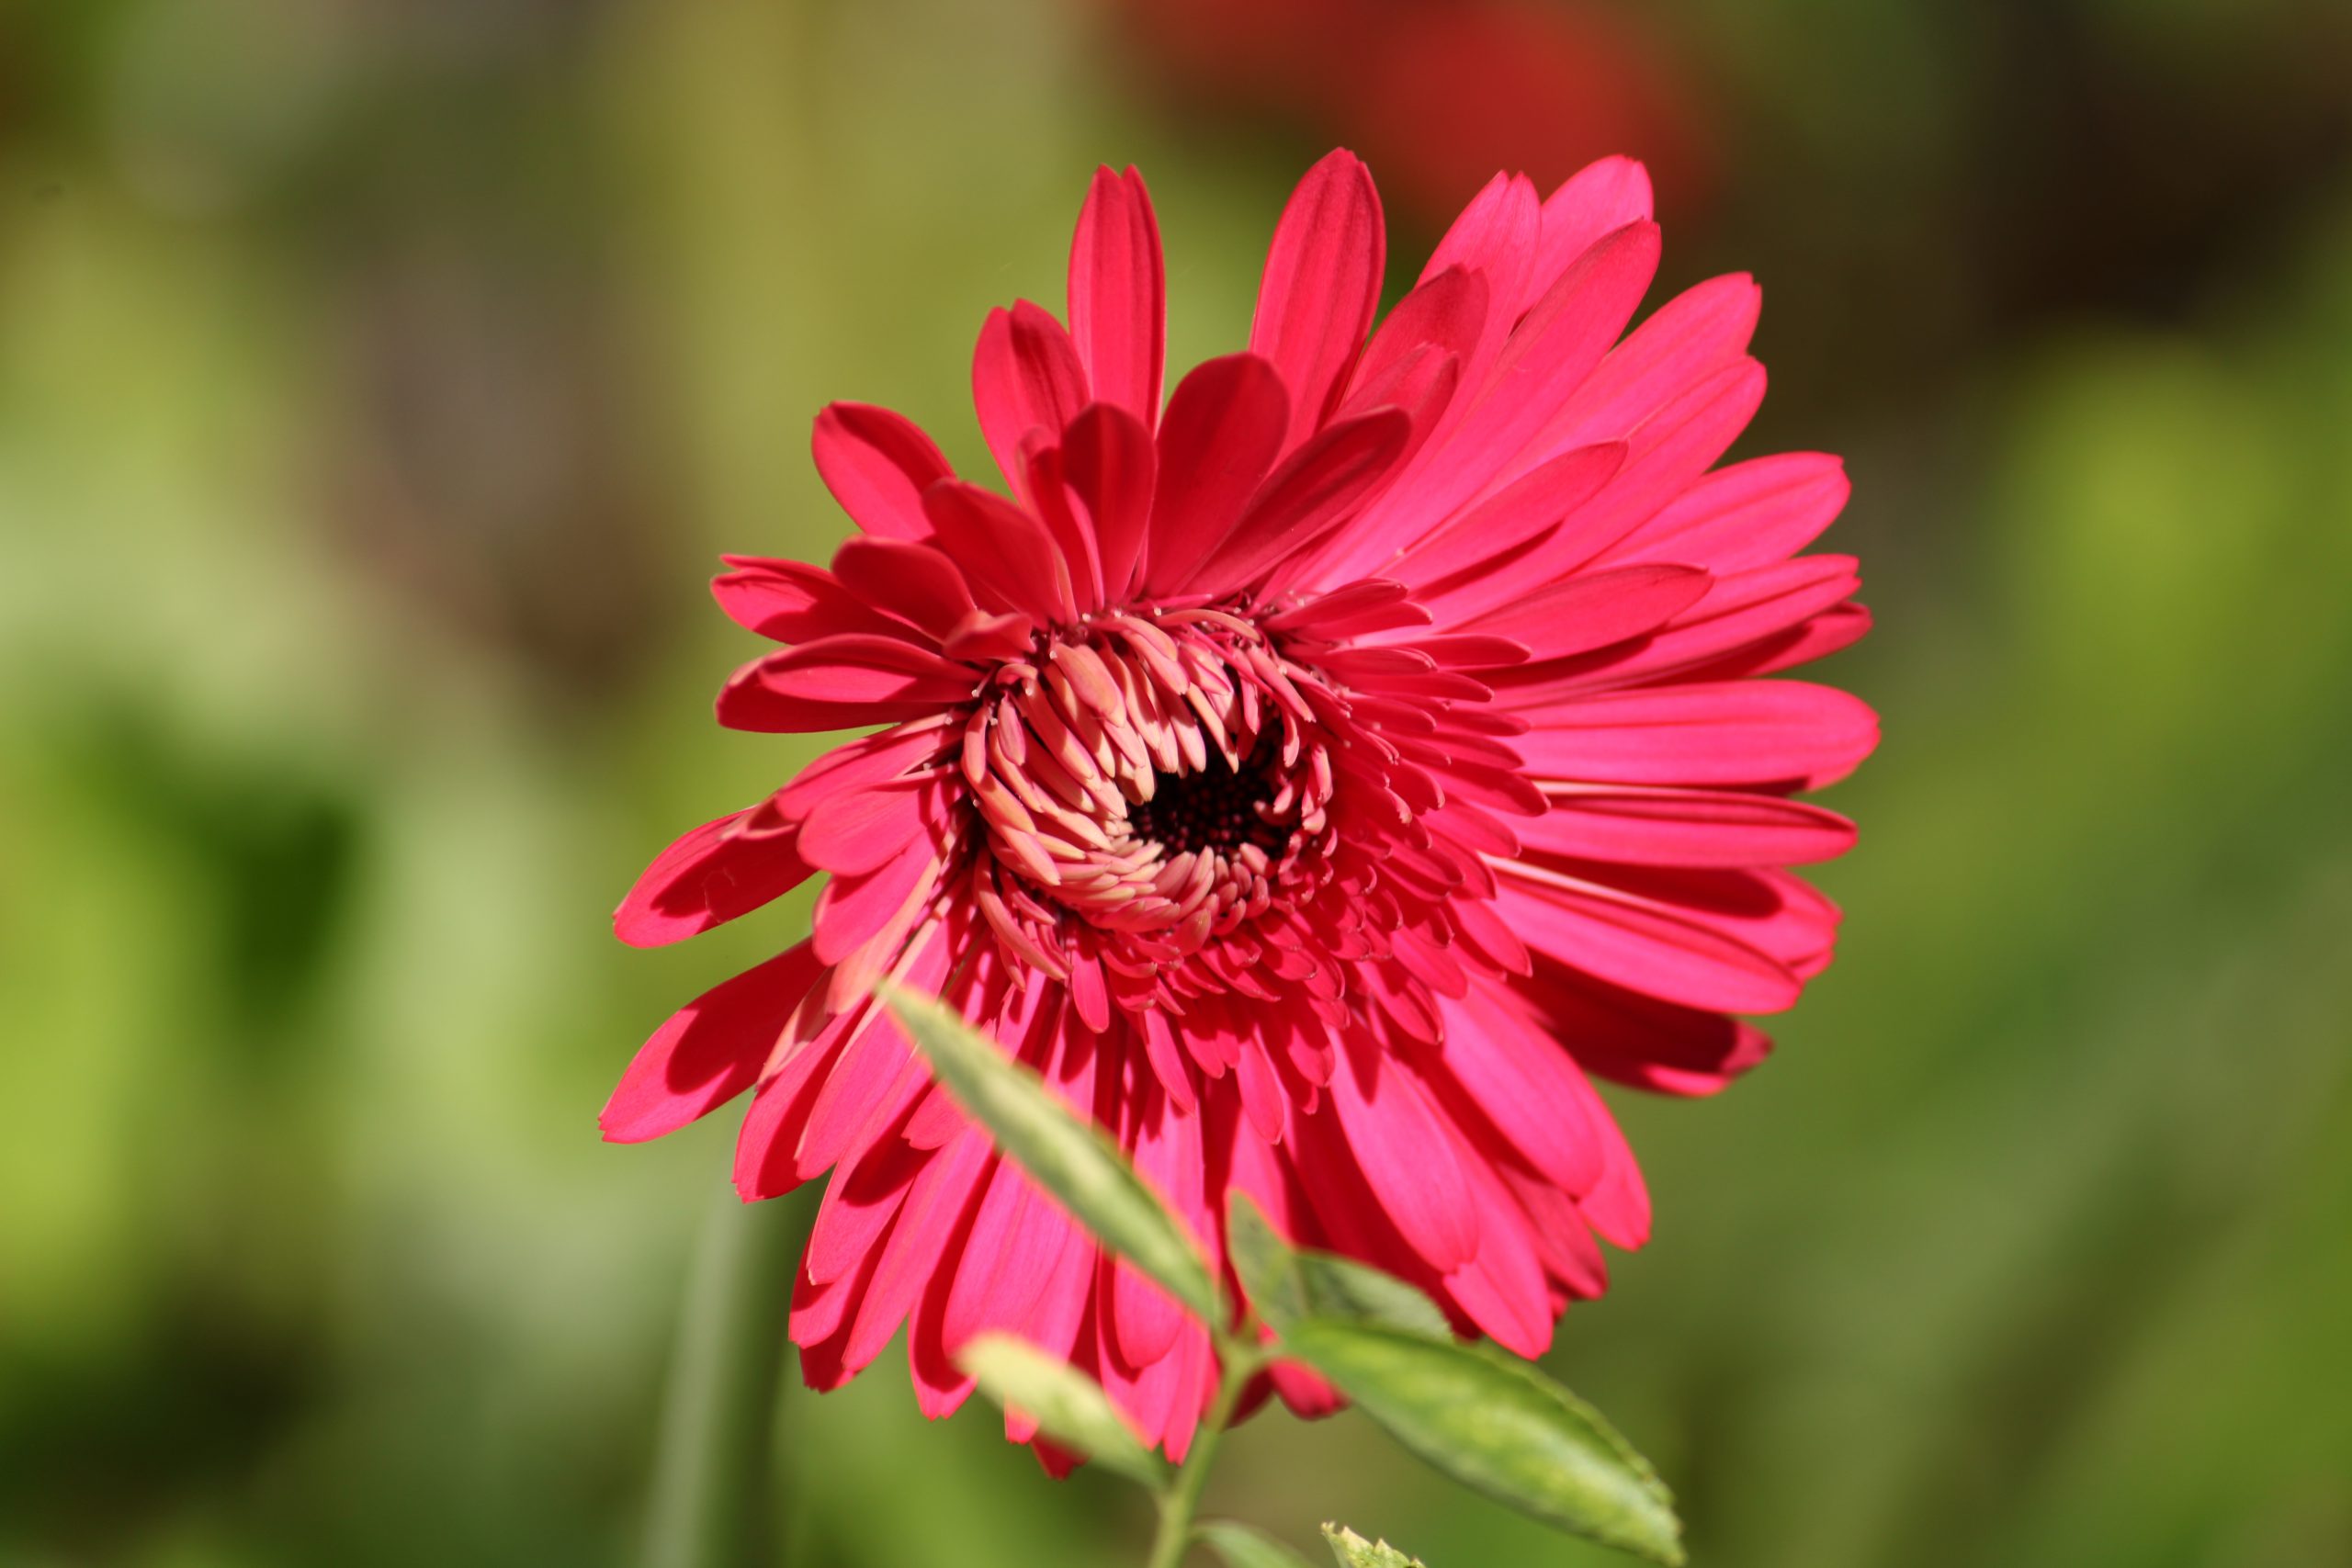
[609,152,1875,1463]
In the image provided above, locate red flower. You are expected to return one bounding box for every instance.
[609,152,1874,1462]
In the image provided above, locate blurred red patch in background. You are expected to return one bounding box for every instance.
[1110,0,1714,223]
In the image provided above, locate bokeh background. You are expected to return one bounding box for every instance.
[6,0,2352,1563]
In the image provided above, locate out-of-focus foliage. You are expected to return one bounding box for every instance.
[2,1,2347,1564]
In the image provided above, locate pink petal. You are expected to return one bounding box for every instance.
[1065,953,1111,1034]
[797,778,943,876]
[1111,1096,1200,1370]
[773,718,953,820]
[1598,452,1850,573]
[1463,563,1713,660]
[732,1006,863,1201]
[842,1131,989,1371]
[1002,1022,1106,1379]
[944,1157,1079,1353]
[1319,376,1470,578]
[1430,983,1609,1197]
[790,1245,865,1353]
[908,1183,990,1419]
[794,998,933,1186]
[1184,408,1411,593]
[1524,157,1655,313]
[1223,1111,1319,1265]
[1499,1164,1608,1300]
[1401,221,1660,531]
[945,611,1039,667]
[944,607,1038,665]
[1441,1147,1555,1359]
[1529,272,1759,458]
[1333,224,1654,592]
[1449,885,1532,976]
[1136,1012,1197,1117]
[1522,955,1774,1099]
[1506,358,1770,581]
[1139,354,1288,595]
[1024,444,1106,612]
[1260,578,1425,639]
[710,558,903,645]
[1509,680,1881,790]
[1399,634,1532,670]
[752,631,970,706]
[1269,267,1491,592]
[831,537,978,642]
[811,835,944,965]
[1284,1095,1453,1301]
[1393,441,1627,599]
[973,302,1090,496]
[1060,402,1157,604]
[921,480,1078,626]
[1093,1309,1186,1450]
[1340,265,1487,415]
[1327,344,1458,464]
[1582,864,1839,978]
[1270,1359,1347,1419]
[1576,1101,1651,1249]
[1420,167,1541,277]
[1521,786,1858,867]
[614,809,814,947]
[812,402,953,540]
[1250,150,1385,449]
[805,1133,928,1286]
[1495,869,1801,1015]
[601,942,822,1143]
[1523,557,1860,694]
[1690,600,1872,682]
[1416,171,1540,378]
[1012,1207,1096,1363]
[1068,165,1167,431]
[719,682,941,742]
[1328,1041,1481,1271]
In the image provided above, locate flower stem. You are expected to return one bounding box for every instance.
[641,1179,808,1568]
[1144,1336,1262,1568]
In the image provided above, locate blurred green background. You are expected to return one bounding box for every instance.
[5,0,2351,1563]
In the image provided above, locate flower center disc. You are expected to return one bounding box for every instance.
[963,615,1330,957]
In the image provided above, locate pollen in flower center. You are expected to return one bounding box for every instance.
[1125,750,1286,861]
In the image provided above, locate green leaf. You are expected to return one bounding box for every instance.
[1198,1519,1320,1568]
[879,983,1220,1324]
[1227,1194,1452,1340]
[1320,1524,1428,1568]
[1280,1322,1683,1565]
[956,1332,1169,1489]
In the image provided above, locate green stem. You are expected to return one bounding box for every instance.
[1144,1335,1263,1568]
[641,1179,809,1568]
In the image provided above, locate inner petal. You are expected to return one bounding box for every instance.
[968,615,1321,951]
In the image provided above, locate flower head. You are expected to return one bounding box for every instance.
[609,152,1875,1463]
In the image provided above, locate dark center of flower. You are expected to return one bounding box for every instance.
[1125,750,1286,861]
